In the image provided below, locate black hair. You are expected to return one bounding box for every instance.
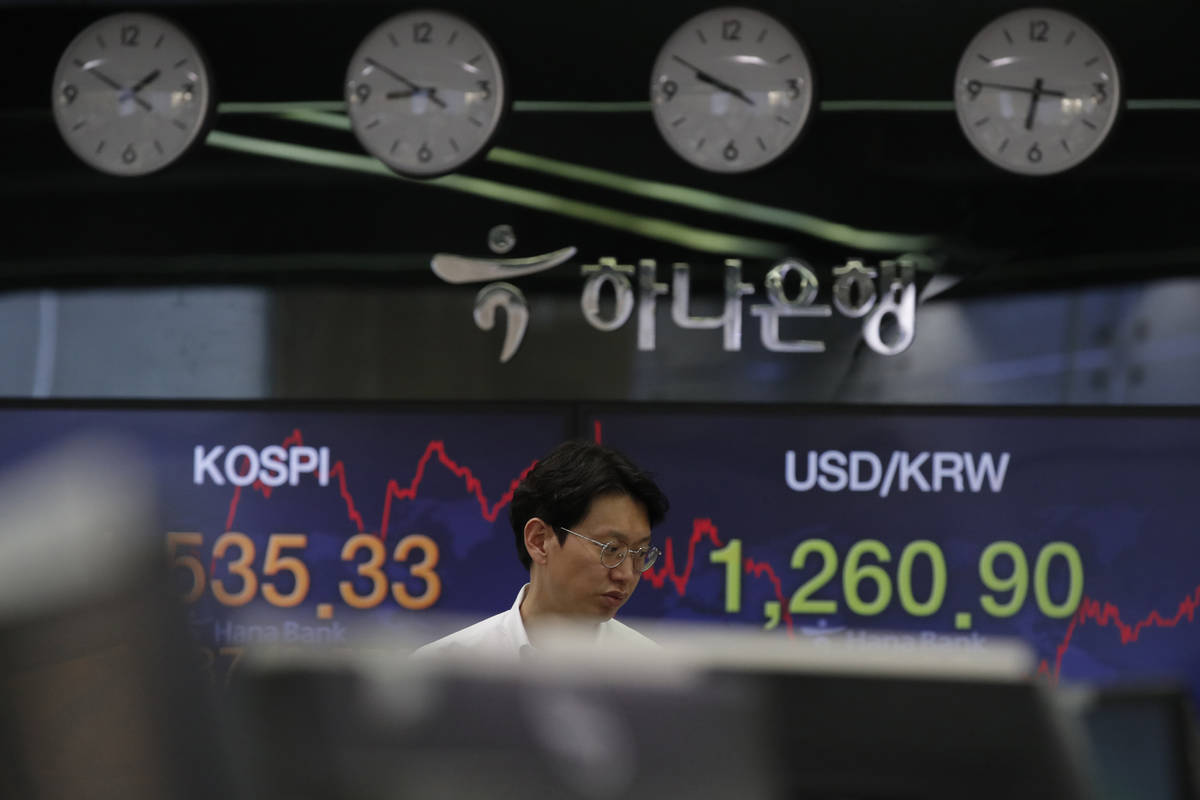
[510,440,669,571]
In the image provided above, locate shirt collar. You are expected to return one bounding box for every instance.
[507,583,533,650]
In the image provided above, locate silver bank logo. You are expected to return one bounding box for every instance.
[194,445,331,487]
[433,237,922,363]
[786,450,1010,497]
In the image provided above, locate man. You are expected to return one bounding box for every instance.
[413,439,669,657]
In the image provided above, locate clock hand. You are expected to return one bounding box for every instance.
[129,68,160,95]
[384,87,448,108]
[79,63,153,111]
[1024,77,1044,130]
[366,57,423,92]
[972,79,1066,98]
[671,54,756,106]
[367,58,448,109]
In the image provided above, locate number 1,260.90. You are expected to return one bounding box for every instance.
[710,538,1083,627]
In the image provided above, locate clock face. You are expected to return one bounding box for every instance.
[51,13,214,177]
[650,6,816,174]
[346,10,507,178]
[954,8,1121,176]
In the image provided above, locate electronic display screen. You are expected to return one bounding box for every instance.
[0,404,1197,706]
[586,406,1200,702]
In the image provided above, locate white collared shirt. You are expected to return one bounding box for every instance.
[411,583,653,660]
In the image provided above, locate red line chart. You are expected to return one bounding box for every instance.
[1038,586,1200,682]
[222,429,536,543]
[643,518,797,636]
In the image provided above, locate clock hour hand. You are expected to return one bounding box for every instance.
[129,68,161,95]
[367,58,447,109]
[672,54,756,106]
[78,62,153,111]
[1024,77,1045,131]
[384,87,448,109]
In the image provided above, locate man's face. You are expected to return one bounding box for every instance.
[542,493,652,621]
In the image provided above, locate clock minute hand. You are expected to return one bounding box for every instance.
[79,62,153,111]
[974,80,1066,98]
[367,58,447,109]
[671,55,756,106]
[366,57,419,91]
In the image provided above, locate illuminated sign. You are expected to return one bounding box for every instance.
[433,248,922,362]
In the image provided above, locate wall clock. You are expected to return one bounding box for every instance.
[954,8,1121,176]
[649,6,816,174]
[51,12,215,176]
[346,10,507,178]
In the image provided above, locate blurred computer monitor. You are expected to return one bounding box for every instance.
[228,623,1096,800]
[651,624,1094,800]
[228,640,776,800]
[1076,685,1200,800]
[0,437,239,800]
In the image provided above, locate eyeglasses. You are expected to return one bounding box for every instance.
[559,527,660,572]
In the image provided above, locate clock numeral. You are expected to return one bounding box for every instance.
[413,22,433,43]
[662,80,678,101]
[723,140,739,161]
[122,144,137,164]
[62,84,78,104]
[966,79,982,100]
[1094,82,1108,103]
[786,78,801,100]
[355,84,372,103]
[418,143,433,163]
[721,19,741,41]
[1029,20,1049,42]
[1027,142,1043,163]
[120,25,140,46]
[478,79,492,100]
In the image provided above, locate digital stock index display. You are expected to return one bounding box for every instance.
[591,407,1200,698]
[0,404,1196,700]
